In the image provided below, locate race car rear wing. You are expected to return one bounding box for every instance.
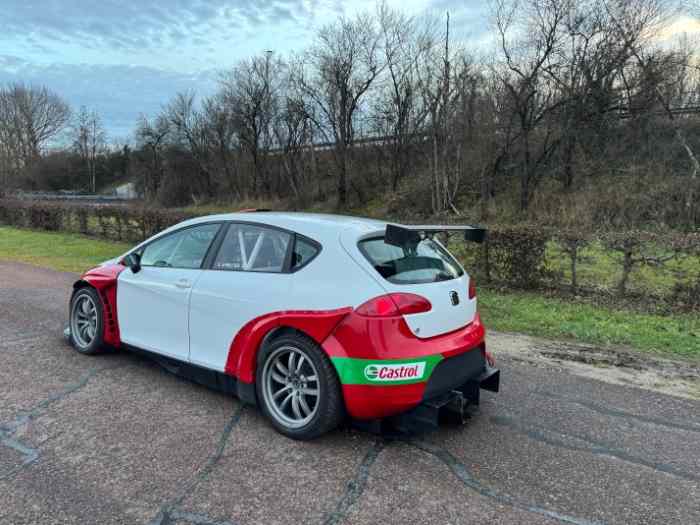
[385,223,487,247]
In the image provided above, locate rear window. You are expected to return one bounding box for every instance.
[358,237,464,284]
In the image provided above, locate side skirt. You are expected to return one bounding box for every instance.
[123,344,259,406]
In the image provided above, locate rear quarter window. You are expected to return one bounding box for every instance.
[291,236,321,271]
[358,237,464,284]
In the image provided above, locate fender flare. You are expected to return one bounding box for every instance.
[72,264,126,347]
[224,308,352,384]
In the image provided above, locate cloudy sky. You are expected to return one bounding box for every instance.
[1,1,697,140]
[0,0,489,140]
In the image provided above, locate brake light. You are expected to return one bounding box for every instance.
[468,278,476,299]
[356,293,432,317]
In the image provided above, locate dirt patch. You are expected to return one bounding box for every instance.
[489,331,700,400]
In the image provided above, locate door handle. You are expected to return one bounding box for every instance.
[175,278,192,289]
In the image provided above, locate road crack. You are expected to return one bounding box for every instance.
[321,438,386,525]
[1,334,53,347]
[160,510,234,525]
[536,390,700,433]
[491,414,700,483]
[407,439,604,525]
[0,363,121,480]
[147,406,244,525]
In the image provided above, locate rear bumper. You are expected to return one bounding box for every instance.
[323,310,496,420]
[389,366,500,433]
[338,341,498,420]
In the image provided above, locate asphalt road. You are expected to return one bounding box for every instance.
[1,261,699,525]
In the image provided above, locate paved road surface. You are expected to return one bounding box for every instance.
[1,261,698,525]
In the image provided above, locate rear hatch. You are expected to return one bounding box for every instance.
[341,229,477,339]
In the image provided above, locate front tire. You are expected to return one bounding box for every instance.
[256,333,344,440]
[69,287,104,355]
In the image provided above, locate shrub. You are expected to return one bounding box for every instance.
[554,230,592,294]
[1,198,698,309]
[0,198,194,243]
[483,226,552,288]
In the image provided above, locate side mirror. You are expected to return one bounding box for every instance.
[123,253,141,274]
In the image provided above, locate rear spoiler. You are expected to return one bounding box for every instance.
[385,224,487,246]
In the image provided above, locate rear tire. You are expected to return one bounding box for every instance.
[69,287,105,355]
[256,333,344,440]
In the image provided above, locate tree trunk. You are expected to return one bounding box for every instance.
[520,169,530,211]
[675,128,699,229]
[617,251,634,296]
[562,136,575,190]
[520,133,532,211]
[569,245,578,295]
[432,131,439,213]
[337,143,347,208]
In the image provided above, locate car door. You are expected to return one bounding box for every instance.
[188,222,297,371]
[117,222,221,361]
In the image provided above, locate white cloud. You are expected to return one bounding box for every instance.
[0,0,487,135]
[0,57,218,138]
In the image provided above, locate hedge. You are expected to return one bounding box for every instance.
[0,199,193,243]
[1,198,699,308]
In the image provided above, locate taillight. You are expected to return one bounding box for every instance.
[356,293,432,317]
[468,278,476,299]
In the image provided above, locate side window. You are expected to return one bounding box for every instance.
[291,236,320,270]
[140,224,220,269]
[213,224,291,273]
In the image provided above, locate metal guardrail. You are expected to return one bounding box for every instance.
[10,191,137,203]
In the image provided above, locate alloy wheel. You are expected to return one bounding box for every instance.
[262,345,320,429]
[71,294,98,349]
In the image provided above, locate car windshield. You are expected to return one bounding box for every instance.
[358,236,464,284]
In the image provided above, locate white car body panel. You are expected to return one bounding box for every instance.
[114,211,474,365]
[339,228,476,339]
[117,266,203,360]
[187,223,386,371]
[383,275,476,338]
[188,271,293,371]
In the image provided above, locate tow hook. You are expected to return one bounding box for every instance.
[444,390,469,425]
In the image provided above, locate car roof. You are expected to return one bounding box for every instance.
[180,211,388,242]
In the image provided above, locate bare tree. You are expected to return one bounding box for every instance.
[72,106,107,193]
[294,12,383,207]
[166,91,216,199]
[0,90,22,188]
[416,12,476,214]
[0,83,70,188]
[201,93,240,199]
[273,91,314,199]
[373,1,432,192]
[603,0,698,226]
[135,114,170,201]
[543,0,632,189]
[493,0,570,211]
[221,52,283,197]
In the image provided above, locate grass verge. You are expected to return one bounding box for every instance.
[479,289,699,359]
[0,226,129,273]
[1,225,697,359]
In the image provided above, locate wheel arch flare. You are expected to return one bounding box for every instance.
[228,307,488,421]
[71,264,126,348]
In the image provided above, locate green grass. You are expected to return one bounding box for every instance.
[0,226,130,273]
[544,240,700,297]
[479,289,700,359]
[1,225,698,359]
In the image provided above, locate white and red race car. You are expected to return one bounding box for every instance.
[67,212,499,439]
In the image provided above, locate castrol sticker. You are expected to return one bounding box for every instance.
[363,362,426,382]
